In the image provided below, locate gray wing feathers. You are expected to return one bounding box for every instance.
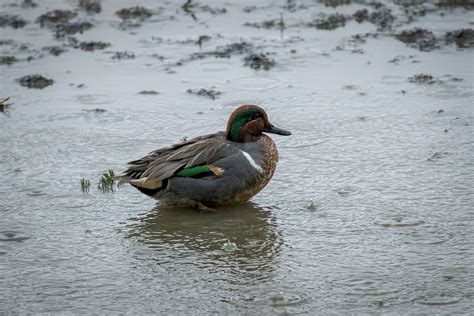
[120,132,228,183]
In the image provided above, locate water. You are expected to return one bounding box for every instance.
[1,0,473,314]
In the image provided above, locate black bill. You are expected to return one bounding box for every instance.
[264,123,291,136]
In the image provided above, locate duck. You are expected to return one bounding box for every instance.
[117,105,291,209]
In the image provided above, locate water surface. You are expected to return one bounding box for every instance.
[1,0,473,314]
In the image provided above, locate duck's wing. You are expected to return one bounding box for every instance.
[118,132,229,189]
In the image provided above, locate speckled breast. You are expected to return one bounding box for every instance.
[227,135,279,204]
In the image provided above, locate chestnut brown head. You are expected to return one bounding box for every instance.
[226,105,291,142]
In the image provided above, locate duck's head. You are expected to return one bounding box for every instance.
[226,105,291,142]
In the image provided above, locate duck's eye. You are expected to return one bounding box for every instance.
[248,113,260,121]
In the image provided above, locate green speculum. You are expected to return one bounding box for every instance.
[176,165,211,177]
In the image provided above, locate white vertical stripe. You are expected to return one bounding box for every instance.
[241,151,262,173]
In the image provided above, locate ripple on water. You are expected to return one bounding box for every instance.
[335,186,360,197]
[231,76,283,91]
[375,215,426,228]
[414,293,462,306]
[238,290,309,310]
[379,75,408,85]
[75,94,115,105]
[123,204,282,281]
[198,60,235,72]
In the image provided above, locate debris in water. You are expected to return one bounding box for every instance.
[353,6,395,31]
[444,29,474,48]
[408,74,438,84]
[244,53,276,70]
[321,0,351,7]
[116,6,153,20]
[137,90,160,95]
[81,178,91,194]
[244,19,284,29]
[21,0,37,8]
[36,10,77,28]
[79,0,101,14]
[111,51,135,60]
[396,28,439,52]
[353,9,369,23]
[186,88,222,100]
[77,41,111,52]
[427,152,449,161]
[307,200,317,211]
[0,14,27,29]
[308,13,348,30]
[18,75,54,89]
[199,5,227,15]
[42,46,67,56]
[0,97,11,113]
[0,56,17,65]
[215,42,254,57]
[182,0,197,20]
[196,35,211,48]
[367,6,395,31]
[223,240,238,252]
[83,108,106,113]
[55,21,93,37]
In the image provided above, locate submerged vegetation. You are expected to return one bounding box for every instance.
[80,178,91,194]
[80,170,119,194]
[98,170,117,193]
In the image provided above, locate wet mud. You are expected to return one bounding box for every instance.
[445,28,474,48]
[76,41,110,52]
[186,88,222,100]
[244,53,276,70]
[18,74,54,89]
[116,6,153,20]
[36,10,77,27]
[308,13,348,30]
[137,90,160,95]
[111,51,135,60]
[396,28,439,51]
[0,14,27,29]
[78,0,101,15]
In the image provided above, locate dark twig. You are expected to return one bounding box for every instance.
[0,97,11,113]
[181,0,197,21]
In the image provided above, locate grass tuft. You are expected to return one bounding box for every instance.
[80,178,91,194]
[98,170,116,193]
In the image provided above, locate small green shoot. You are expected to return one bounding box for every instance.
[98,170,116,193]
[80,178,91,194]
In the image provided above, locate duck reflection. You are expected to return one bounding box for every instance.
[125,202,282,284]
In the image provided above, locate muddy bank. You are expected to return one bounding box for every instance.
[186,88,222,100]
[244,53,276,70]
[0,14,27,29]
[18,75,54,89]
[79,0,101,14]
[397,28,474,51]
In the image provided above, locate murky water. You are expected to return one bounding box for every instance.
[1,0,473,314]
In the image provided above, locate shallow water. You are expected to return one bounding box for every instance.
[1,0,474,314]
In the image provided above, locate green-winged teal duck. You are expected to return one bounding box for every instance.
[118,105,291,208]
